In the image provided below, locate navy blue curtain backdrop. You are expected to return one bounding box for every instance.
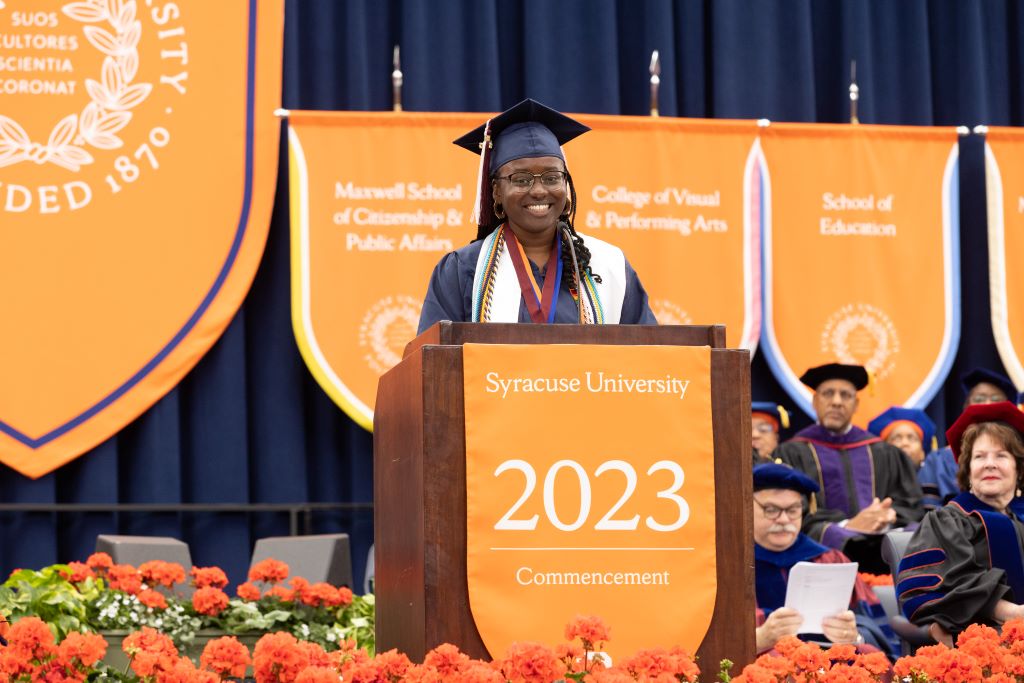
[2,0,1022,586]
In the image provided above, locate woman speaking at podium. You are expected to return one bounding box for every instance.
[417,99,657,333]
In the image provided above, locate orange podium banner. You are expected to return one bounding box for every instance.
[462,344,716,660]
[0,0,284,478]
[288,112,759,429]
[985,129,1024,392]
[759,124,960,423]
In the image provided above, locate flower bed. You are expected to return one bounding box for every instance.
[0,554,373,654]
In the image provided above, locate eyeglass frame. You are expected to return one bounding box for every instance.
[493,170,568,192]
[752,496,805,521]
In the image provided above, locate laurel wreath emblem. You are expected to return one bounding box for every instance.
[821,303,900,380]
[359,296,422,374]
[0,0,152,171]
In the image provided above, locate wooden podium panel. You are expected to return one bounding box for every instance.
[375,324,753,668]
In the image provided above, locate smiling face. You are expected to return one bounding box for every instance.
[492,156,567,244]
[811,379,859,433]
[968,432,1018,509]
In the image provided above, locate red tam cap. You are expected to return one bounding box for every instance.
[946,401,1024,462]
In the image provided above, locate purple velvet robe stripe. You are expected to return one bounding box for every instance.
[797,424,880,515]
[821,522,864,549]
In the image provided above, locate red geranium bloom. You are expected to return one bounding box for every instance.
[192,587,231,616]
[200,635,252,678]
[253,631,307,683]
[139,560,186,588]
[565,615,612,650]
[138,588,169,610]
[85,552,113,573]
[249,558,290,584]
[376,648,414,681]
[265,585,295,602]
[336,586,354,607]
[191,566,230,589]
[108,564,143,594]
[56,630,108,669]
[237,581,262,601]
[497,641,565,683]
[123,626,179,678]
[62,561,95,584]
[424,643,470,676]
[295,666,344,683]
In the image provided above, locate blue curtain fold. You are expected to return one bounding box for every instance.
[2,0,1021,587]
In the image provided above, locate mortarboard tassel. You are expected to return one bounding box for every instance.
[778,405,790,430]
[471,120,494,226]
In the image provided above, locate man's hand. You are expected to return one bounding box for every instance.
[845,497,897,533]
[822,610,859,645]
[755,607,804,651]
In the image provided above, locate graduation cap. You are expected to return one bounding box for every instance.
[752,401,790,431]
[454,99,590,224]
[753,463,820,495]
[960,367,1018,404]
[799,362,869,391]
[868,406,938,453]
[946,401,1024,461]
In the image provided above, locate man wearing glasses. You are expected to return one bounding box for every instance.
[752,463,895,656]
[775,362,923,574]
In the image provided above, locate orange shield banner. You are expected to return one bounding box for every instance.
[287,112,482,429]
[570,116,762,350]
[462,344,716,660]
[759,124,960,423]
[985,129,1024,391]
[0,0,283,478]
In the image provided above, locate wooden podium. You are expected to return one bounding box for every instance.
[374,322,754,668]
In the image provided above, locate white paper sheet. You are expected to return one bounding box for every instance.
[783,561,858,634]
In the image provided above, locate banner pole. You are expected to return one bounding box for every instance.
[392,45,404,112]
[848,60,859,124]
[649,50,660,117]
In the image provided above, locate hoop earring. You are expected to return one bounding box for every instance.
[493,201,506,220]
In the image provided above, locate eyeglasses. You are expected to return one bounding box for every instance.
[753,422,777,434]
[753,498,804,520]
[494,170,567,192]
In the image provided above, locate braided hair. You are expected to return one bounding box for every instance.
[477,169,601,289]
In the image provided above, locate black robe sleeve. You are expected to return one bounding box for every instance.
[896,506,1012,632]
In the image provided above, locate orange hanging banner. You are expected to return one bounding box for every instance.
[462,343,716,660]
[985,129,1024,393]
[759,124,960,423]
[287,112,482,429]
[0,0,284,478]
[570,116,762,351]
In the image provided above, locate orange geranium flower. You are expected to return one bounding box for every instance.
[139,560,186,588]
[108,564,143,594]
[265,585,295,602]
[200,635,252,678]
[423,643,470,676]
[85,552,113,573]
[56,630,108,669]
[192,587,231,616]
[295,666,344,683]
[123,626,179,678]
[237,581,262,601]
[62,561,95,584]
[565,615,612,650]
[253,631,307,683]
[191,566,229,589]
[249,558,290,584]
[497,641,566,683]
[336,585,354,607]
[138,588,169,610]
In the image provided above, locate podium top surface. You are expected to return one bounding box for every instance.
[404,322,726,359]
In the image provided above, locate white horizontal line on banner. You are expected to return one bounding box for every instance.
[488,547,695,551]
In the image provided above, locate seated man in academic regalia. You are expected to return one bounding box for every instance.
[775,362,923,574]
[753,463,896,657]
[752,401,790,465]
[918,367,1020,509]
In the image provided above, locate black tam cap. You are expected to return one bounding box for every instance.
[453,98,590,174]
[799,362,869,391]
